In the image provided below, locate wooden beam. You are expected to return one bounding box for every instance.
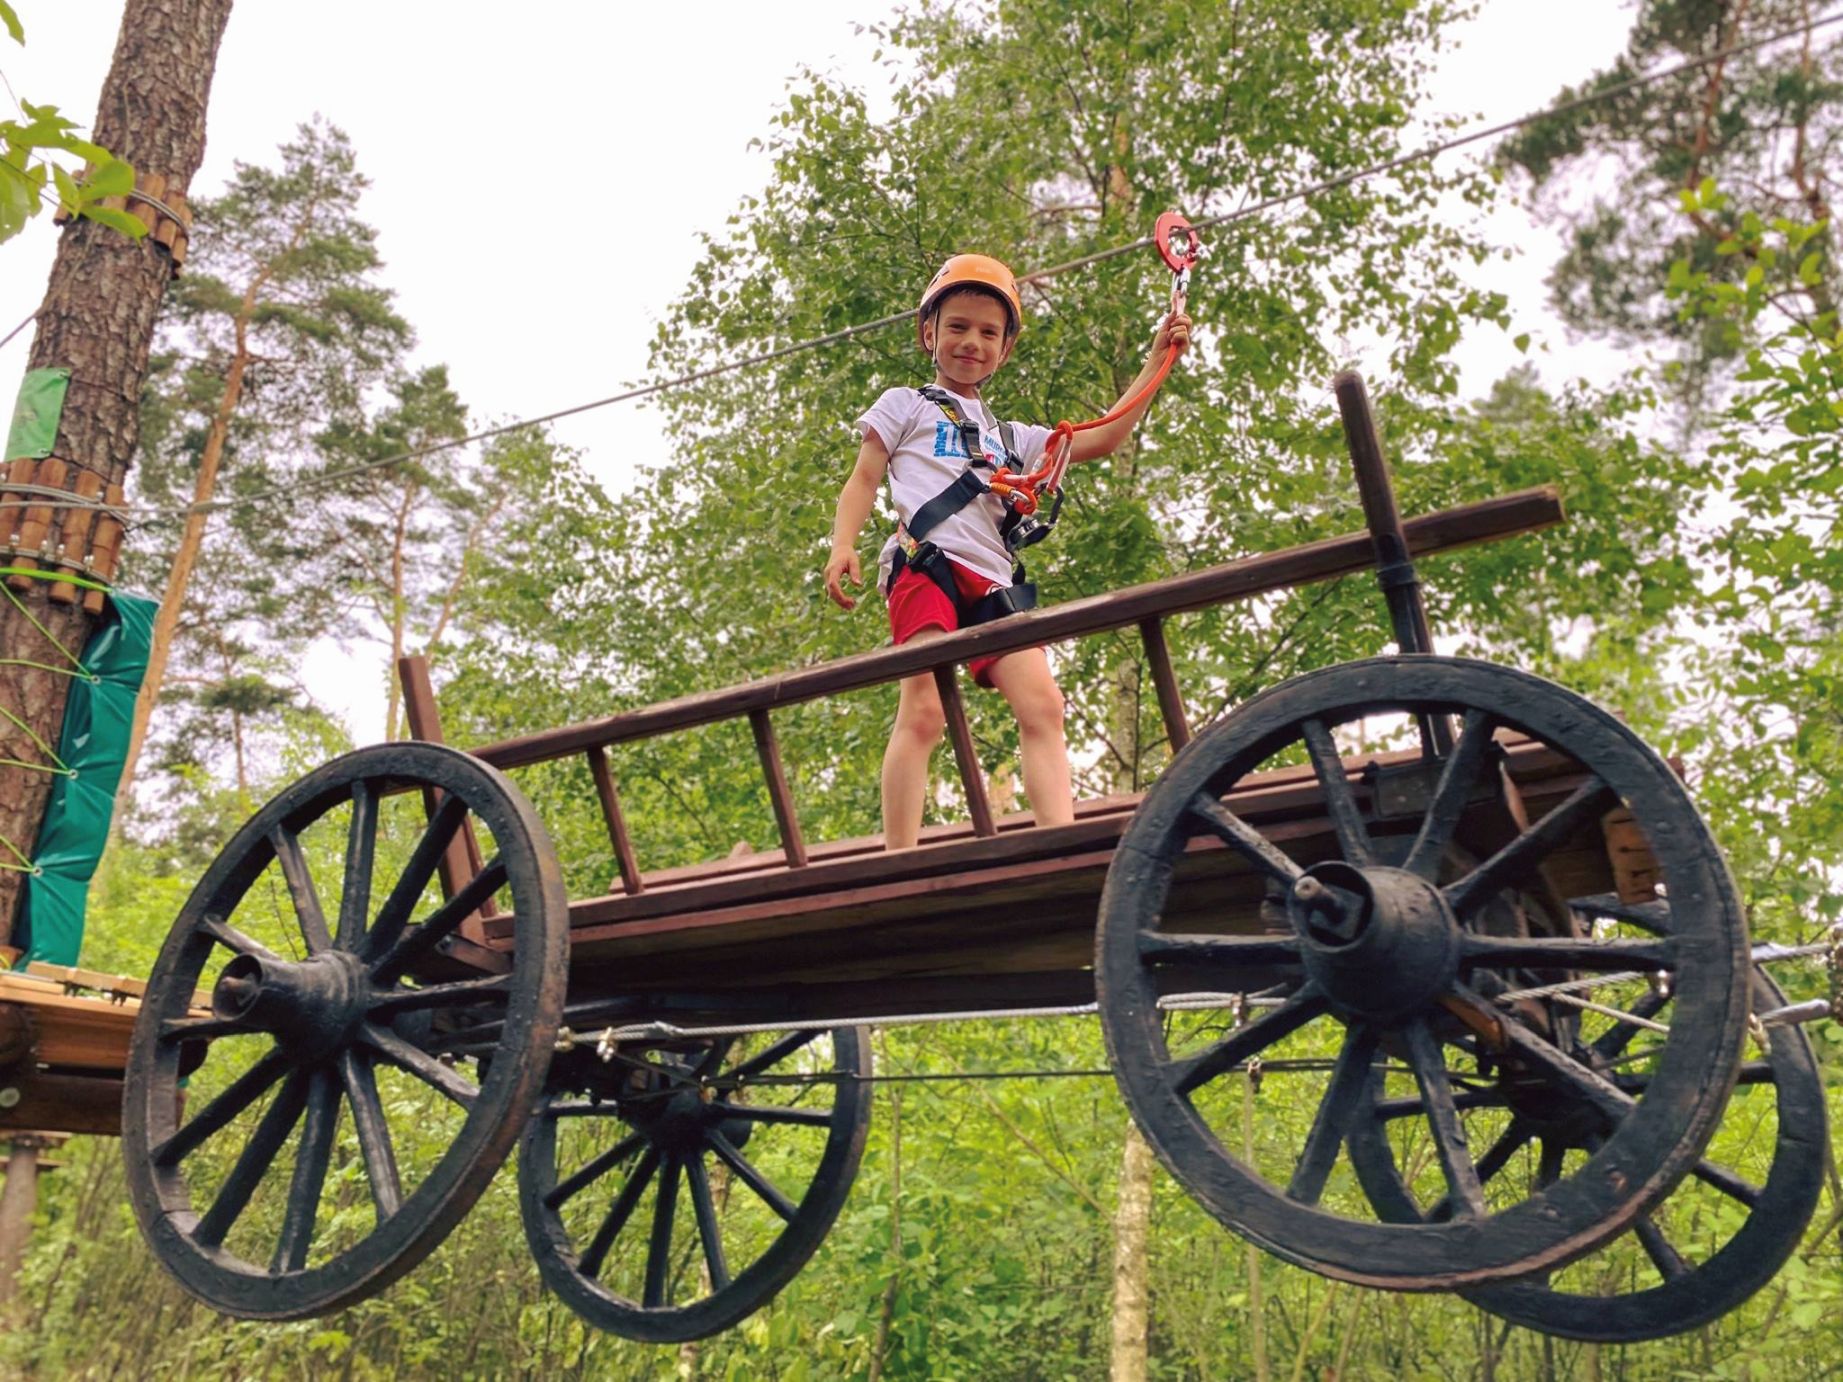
[586,746,644,894]
[748,709,808,868]
[1139,617,1190,749]
[934,667,996,837]
[465,487,1565,769]
[396,655,495,938]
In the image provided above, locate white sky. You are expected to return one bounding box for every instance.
[1,1,1637,745]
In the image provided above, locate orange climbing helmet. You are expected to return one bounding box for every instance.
[916,253,1023,349]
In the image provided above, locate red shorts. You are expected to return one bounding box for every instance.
[888,556,1011,688]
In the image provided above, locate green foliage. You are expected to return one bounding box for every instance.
[0,6,144,244]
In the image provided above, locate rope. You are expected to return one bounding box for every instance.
[557,989,1287,1056]
[99,7,1838,534]
[0,312,34,353]
[0,832,38,874]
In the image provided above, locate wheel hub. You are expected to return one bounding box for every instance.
[1291,861,1462,1025]
[211,950,370,1061]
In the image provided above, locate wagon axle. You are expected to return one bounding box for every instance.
[1292,864,1463,1025]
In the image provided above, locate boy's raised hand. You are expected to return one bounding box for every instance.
[823,547,862,610]
[1157,310,1194,358]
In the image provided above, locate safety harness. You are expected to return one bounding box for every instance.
[886,212,1202,630]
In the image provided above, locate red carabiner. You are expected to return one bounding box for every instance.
[1154,211,1200,275]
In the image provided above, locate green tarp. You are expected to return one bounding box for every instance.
[5,367,71,461]
[14,590,156,965]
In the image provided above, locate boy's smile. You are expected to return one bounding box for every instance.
[922,289,1016,395]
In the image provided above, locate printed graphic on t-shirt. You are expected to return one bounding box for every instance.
[932,420,995,463]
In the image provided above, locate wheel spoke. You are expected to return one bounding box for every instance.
[371,856,507,985]
[1634,1213,1690,1281]
[1404,709,1496,880]
[1427,1121,1532,1221]
[1285,1024,1379,1205]
[726,1030,821,1085]
[1460,935,1674,971]
[1444,778,1618,917]
[686,1154,732,1292]
[152,1047,289,1166]
[709,1131,797,1222]
[708,1101,831,1129]
[1404,1018,1485,1220]
[360,1023,478,1107]
[1373,1085,1508,1121]
[1301,718,1374,866]
[1536,1138,1567,1189]
[198,916,281,964]
[1691,1158,1761,1208]
[337,1049,401,1222]
[1464,983,1635,1125]
[694,1037,735,1079]
[364,792,470,961]
[368,974,514,1017]
[337,781,379,951]
[1186,793,1303,886]
[579,1148,660,1280]
[643,1156,683,1309]
[1136,933,1301,967]
[194,1069,310,1248]
[159,1015,252,1043]
[545,1130,648,1209]
[1170,985,1328,1097]
[269,825,333,954]
[273,1066,340,1273]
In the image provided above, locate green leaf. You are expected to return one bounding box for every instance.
[84,156,133,198]
[51,160,77,211]
[1513,332,1530,354]
[78,204,146,237]
[0,0,22,45]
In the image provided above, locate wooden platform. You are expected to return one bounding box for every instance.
[484,734,1636,1028]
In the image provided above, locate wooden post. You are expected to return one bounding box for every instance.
[586,747,644,894]
[749,709,808,868]
[932,667,996,837]
[396,656,496,938]
[1138,617,1190,750]
[0,1133,61,1307]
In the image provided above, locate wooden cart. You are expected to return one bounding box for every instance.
[118,376,1826,1345]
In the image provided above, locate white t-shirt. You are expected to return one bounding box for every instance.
[855,386,1052,590]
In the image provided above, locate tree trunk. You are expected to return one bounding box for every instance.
[0,1136,47,1309]
[0,0,234,942]
[116,318,253,808]
[1109,1121,1154,1382]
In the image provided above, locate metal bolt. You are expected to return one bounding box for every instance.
[1292,876,1325,904]
[0,1088,18,1110]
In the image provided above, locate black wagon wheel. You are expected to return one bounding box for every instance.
[1348,897,1826,1342]
[1096,656,1750,1290]
[123,741,568,1319]
[520,1024,872,1342]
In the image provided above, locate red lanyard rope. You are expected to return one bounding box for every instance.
[989,212,1198,516]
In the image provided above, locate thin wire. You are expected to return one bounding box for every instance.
[0,311,34,352]
[116,8,1842,533]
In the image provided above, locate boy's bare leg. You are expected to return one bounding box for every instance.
[986,648,1074,828]
[883,634,948,849]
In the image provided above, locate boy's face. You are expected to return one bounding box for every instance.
[922,289,1016,391]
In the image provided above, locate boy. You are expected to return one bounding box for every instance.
[823,253,1190,849]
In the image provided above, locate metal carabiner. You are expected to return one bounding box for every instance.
[1154,210,1201,315]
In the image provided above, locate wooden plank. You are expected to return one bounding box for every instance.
[587,746,644,895]
[0,1072,125,1138]
[749,708,808,867]
[1139,617,1190,749]
[484,736,1585,940]
[467,487,1565,770]
[934,667,995,837]
[397,654,495,939]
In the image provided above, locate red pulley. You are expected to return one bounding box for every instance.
[1153,211,1200,275]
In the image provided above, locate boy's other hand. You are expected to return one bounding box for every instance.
[1157,310,1193,358]
[824,548,862,610]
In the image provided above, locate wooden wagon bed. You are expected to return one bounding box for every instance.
[399,483,1645,1027]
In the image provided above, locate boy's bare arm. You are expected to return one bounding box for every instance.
[824,430,891,610]
[1068,311,1193,463]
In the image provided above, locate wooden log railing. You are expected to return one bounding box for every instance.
[400,483,1564,894]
